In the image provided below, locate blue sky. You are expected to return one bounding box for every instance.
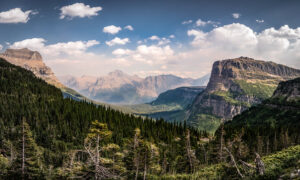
[0,0,300,78]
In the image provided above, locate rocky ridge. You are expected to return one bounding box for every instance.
[187,57,300,132]
[0,48,64,88]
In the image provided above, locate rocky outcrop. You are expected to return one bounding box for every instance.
[60,71,210,104]
[272,77,300,101]
[0,48,64,88]
[187,57,300,131]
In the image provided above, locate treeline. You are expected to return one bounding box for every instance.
[0,58,209,179]
[1,58,300,179]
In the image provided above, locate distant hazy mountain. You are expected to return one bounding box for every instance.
[59,71,210,104]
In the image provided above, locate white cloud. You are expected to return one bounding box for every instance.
[10,38,99,56]
[256,19,264,23]
[148,36,171,46]
[169,35,175,38]
[158,38,171,46]
[149,35,160,41]
[60,3,102,19]
[112,44,174,65]
[0,44,3,50]
[232,13,241,19]
[103,25,122,34]
[0,8,35,23]
[112,48,132,56]
[106,37,130,46]
[188,23,257,51]
[124,25,134,31]
[182,20,193,25]
[186,23,300,71]
[195,19,219,27]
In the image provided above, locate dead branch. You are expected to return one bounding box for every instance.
[224,147,244,179]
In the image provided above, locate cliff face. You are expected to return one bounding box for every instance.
[187,57,300,132]
[272,77,300,101]
[0,48,64,88]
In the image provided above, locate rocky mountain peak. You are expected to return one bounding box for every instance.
[2,48,43,61]
[0,48,64,88]
[187,57,300,132]
[207,57,300,92]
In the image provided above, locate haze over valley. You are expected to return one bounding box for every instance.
[1,0,300,179]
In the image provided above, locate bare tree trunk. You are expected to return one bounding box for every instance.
[95,135,100,180]
[186,130,193,172]
[10,142,14,163]
[255,153,265,175]
[22,118,25,179]
[143,155,147,180]
[135,154,139,180]
[224,147,244,178]
[201,144,207,165]
[134,131,140,180]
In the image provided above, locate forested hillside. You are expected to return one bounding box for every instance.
[0,57,300,179]
[0,58,208,179]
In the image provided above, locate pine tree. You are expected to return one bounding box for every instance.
[11,117,44,179]
[84,120,115,179]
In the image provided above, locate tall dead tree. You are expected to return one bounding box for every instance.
[22,117,25,179]
[224,147,244,178]
[254,153,265,175]
[134,128,141,180]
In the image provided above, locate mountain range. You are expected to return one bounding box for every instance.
[134,57,300,133]
[59,71,210,104]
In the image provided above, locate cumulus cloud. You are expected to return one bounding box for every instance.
[0,44,3,50]
[106,37,130,46]
[232,13,241,19]
[186,23,300,70]
[112,48,132,56]
[169,35,175,38]
[103,25,122,34]
[195,19,219,27]
[148,36,171,46]
[112,44,174,65]
[10,38,99,56]
[256,19,264,23]
[182,20,193,25]
[0,8,36,23]
[149,35,160,41]
[60,3,102,19]
[124,25,134,31]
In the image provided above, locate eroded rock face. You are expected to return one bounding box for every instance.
[187,57,300,130]
[272,77,300,101]
[0,48,64,88]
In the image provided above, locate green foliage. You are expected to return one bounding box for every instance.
[190,113,221,134]
[212,90,250,107]
[234,79,277,99]
[261,145,300,179]
[0,58,206,178]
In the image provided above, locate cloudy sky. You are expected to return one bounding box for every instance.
[0,0,299,78]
